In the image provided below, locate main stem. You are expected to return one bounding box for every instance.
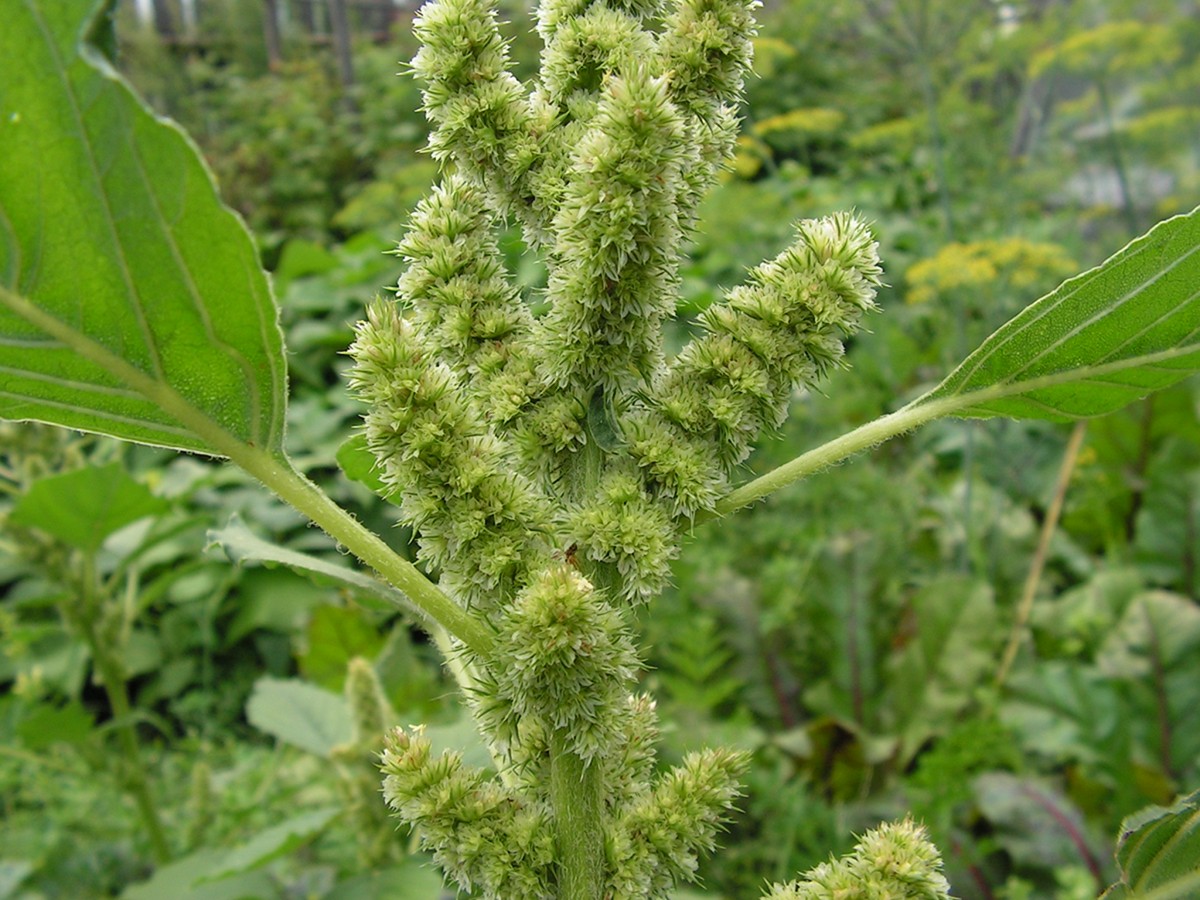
[548,433,614,899]
[550,729,605,900]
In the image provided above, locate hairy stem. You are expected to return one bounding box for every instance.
[550,729,605,900]
[708,395,961,518]
[706,342,1199,521]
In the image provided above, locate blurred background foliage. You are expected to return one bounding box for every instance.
[2,0,1199,897]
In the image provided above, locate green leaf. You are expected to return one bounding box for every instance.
[121,849,275,900]
[974,773,1104,873]
[1097,592,1200,779]
[201,807,340,882]
[245,676,352,757]
[8,462,168,551]
[208,513,421,622]
[0,862,34,900]
[322,860,445,899]
[298,604,385,690]
[14,701,94,749]
[336,434,391,497]
[0,0,286,455]
[918,207,1200,421]
[1103,791,1200,899]
[224,567,331,645]
[885,575,999,765]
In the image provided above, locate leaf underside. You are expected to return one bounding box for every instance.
[0,0,286,455]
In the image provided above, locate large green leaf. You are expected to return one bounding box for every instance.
[9,462,168,551]
[0,0,286,455]
[1103,791,1200,899]
[918,207,1200,420]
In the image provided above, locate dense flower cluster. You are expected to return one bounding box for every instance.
[347,0,924,895]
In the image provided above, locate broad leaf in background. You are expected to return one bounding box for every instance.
[9,462,168,552]
[245,676,352,757]
[208,514,422,621]
[299,605,386,689]
[322,860,444,899]
[200,806,340,882]
[336,434,391,498]
[1102,790,1200,899]
[918,207,1200,420]
[1098,591,1200,781]
[975,773,1108,883]
[884,575,999,765]
[0,0,286,455]
[119,809,343,900]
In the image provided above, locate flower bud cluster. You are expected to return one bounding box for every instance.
[347,301,549,610]
[488,565,639,762]
[411,0,541,232]
[564,468,676,602]
[396,175,533,403]
[381,726,557,898]
[535,67,687,395]
[641,212,882,478]
[608,746,750,897]
[763,818,951,899]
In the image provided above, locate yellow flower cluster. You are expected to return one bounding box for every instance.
[905,238,1078,306]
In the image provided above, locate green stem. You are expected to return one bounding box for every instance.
[550,730,605,900]
[708,396,960,518]
[94,643,173,863]
[0,285,493,657]
[77,554,172,864]
[705,342,1199,520]
[220,447,494,656]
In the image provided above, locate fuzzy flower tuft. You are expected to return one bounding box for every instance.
[534,65,688,395]
[608,746,750,898]
[381,726,557,898]
[411,0,543,234]
[396,175,533,401]
[648,211,882,472]
[763,818,953,900]
[489,565,640,763]
[347,300,551,609]
[564,467,678,602]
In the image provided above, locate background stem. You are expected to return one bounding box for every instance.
[994,421,1087,689]
[77,553,172,864]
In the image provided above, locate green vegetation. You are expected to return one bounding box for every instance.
[2,0,1200,897]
